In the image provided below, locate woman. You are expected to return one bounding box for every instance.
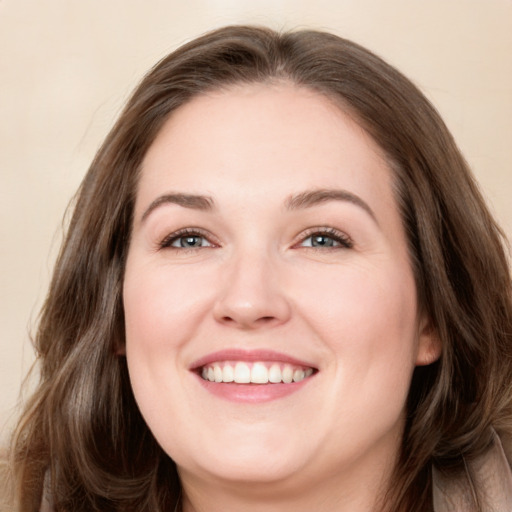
[5,25,512,511]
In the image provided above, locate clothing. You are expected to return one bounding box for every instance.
[433,430,512,511]
[39,431,512,512]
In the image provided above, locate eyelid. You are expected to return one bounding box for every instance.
[156,226,352,251]
[293,226,354,249]
[158,227,219,250]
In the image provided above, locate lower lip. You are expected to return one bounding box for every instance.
[194,374,313,403]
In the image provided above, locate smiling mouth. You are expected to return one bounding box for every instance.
[199,361,316,384]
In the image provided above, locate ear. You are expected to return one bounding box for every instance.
[115,343,126,356]
[113,310,127,356]
[113,327,126,356]
[415,315,441,366]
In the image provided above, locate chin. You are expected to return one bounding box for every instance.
[171,428,312,484]
[183,453,306,486]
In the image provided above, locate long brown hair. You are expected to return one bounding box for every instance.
[7,25,512,511]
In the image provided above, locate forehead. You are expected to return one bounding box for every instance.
[137,83,398,222]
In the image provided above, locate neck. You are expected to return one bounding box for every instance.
[178,452,396,512]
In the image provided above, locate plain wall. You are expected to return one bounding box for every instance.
[1,0,511,442]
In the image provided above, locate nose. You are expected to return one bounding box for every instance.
[213,251,292,329]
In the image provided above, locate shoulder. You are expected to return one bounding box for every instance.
[39,469,54,512]
[39,494,54,512]
[433,430,512,511]
[0,447,13,512]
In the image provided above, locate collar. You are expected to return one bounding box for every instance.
[433,430,512,511]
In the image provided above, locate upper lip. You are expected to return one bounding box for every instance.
[189,349,318,371]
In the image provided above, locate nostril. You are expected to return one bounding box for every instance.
[221,315,275,322]
[219,314,278,327]
[214,293,292,328]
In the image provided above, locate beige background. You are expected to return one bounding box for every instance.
[1,0,511,442]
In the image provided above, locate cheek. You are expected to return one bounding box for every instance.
[320,264,419,425]
[296,259,420,383]
[123,260,215,351]
[305,259,416,334]
[122,262,208,433]
[122,258,225,418]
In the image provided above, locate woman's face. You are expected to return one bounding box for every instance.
[123,84,438,495]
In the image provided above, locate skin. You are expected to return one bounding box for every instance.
[123,83,440,512]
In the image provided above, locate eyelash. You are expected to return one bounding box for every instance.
[158,226,353,251]
[296,227,353,249]
[158,228,216,250]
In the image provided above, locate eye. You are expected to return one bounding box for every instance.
[172,234,211,248]
[159,229,215,250]
[299,228,353,249]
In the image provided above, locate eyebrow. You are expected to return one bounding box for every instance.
[285,188,377,223]
[141,193,214,222]
[140,188,377,224]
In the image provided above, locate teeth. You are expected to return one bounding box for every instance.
[293,369,305,382]
[214,365,223,382]
[251,362,268,384]
[282,365,294,383]
[234,362,251,383]
[268,363,282,383]
[200,361,315,384]
[222,364,234,383]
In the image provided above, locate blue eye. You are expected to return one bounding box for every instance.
[303,234,337,247]
[171,235,211,248]
[159,229,214,249]
[300,230,352,249]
